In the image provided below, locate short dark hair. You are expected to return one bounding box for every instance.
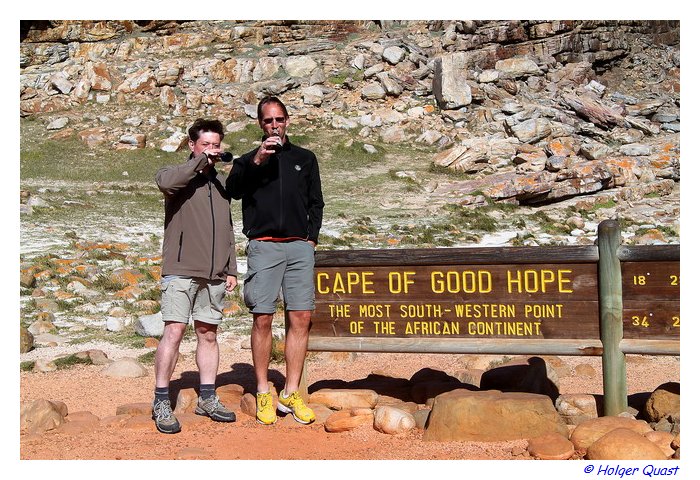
[188,118,224,142]
[257,96,289,120]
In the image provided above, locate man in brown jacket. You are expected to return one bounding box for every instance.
[152,118,238,434]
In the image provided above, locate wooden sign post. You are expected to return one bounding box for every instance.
[307,220,679,415]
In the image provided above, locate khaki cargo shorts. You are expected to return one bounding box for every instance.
[160,276,226,325]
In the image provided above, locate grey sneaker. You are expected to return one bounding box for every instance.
[195,395,236,422]
[152,398,181,434]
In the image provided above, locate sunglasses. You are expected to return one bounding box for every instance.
[261,117,287,125]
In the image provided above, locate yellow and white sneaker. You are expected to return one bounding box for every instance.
[277,390,315,424]
[256,392,277,425]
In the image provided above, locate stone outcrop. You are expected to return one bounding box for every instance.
[20,21,679,210]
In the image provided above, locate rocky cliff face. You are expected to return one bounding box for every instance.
[20,20,680,209]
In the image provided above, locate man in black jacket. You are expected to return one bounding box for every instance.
[227,96,324,425]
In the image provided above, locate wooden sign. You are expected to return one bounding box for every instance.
[312,263,600,339]
[309,243,680,349]
[305,222,679,416]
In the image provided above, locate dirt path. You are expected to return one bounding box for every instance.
[20,338,680,463]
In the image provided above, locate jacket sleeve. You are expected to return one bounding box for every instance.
[307,153,325,243]
[225,151,255,200]
[156,153,209,195]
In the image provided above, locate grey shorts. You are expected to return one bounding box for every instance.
[243,240,315,314]
[160,276,226,325]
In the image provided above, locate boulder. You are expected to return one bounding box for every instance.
[570,416,653,451]
[174,388,198,414]
[46,117,69,130]
[117,68,156,94]
[645,431,676,458]
[586,428,667,460]
[283,56,317,77]
[413,409,431,430]
[33,358,57,373]
[20,326,34,353]
[102,357,148,378]
[240,393,258,419]
[160,131,188,152]
[309,404,334,424]
[644,382,680,422]
[324,410,374,433]
[77,127,108,148]
[27,320,56,335]
[562,93,627,129]
[377,72,402,96]
[433,53,472,109]
[423,390,568,442]
[527,432,575,460]
[105,316,125,332]
[619,143,652,156]
[555,394,599,425]
[216,384,245,411]
[506,118,552,144]
[302,85,324,106]
[309,388,379,410]
[382,46,406,65]
[21,399,66,433]
[74,349,110,365]
[134,312,165,337]
[373,406,416,434]
[361,83,386,100]
[495,56,542,78]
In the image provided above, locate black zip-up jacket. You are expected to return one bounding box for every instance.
[226,140,324,243]
[156,153,237,280]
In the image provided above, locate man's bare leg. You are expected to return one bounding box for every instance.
[155,321,187,388]
[251,313,274,392]
[194,320,219,385]
[283,310,311,393]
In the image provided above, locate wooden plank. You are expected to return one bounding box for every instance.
[621,262,680,300]
[307,336,679,356]
[618,245,680,262]
[315,245,599,267]
[619,339,680,356]
[311,299,600,339]
[307,337,604,355]
[314,264,599,301]
[622,301,680,339]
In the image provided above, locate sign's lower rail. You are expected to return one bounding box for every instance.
[307,337,679,356]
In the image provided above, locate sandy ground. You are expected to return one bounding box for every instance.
[19,335,680,470]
